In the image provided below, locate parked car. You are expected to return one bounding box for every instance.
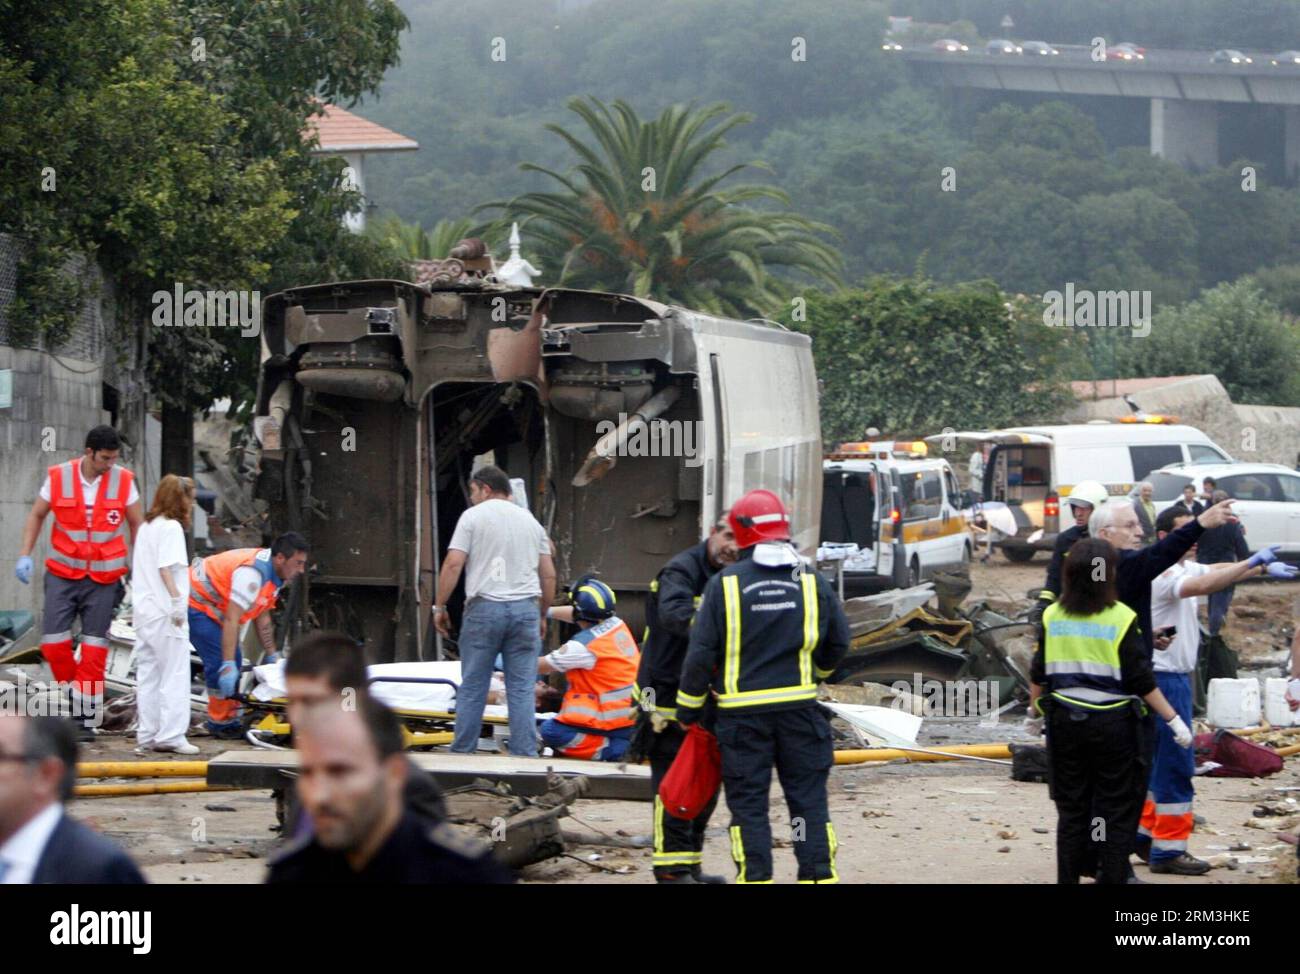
[1108,42,1146,61]
[932,38,970,53]
[986,38,1022,55]
[1021,40,1060,56]
[1211,49,1253,64]
[1148,462,1300,556]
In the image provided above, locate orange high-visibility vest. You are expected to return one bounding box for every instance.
[188,548,283,625]
[558,617,641,731]
[44,461,133,584]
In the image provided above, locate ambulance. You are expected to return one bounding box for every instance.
[821,440,972,593]
[926,418,1232,562]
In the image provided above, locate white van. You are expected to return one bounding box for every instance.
[821,442,971,592]
[928,420,1233,562]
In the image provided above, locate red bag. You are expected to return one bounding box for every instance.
[1194,730,1284,778]
[659,724,722,819]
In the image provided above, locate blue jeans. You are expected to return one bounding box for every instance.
[451,598,540,756]
[1207,586,1233,637]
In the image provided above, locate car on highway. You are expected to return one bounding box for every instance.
[1108,42,1146,61]
[1148,462,1300,557]
[1021,40,1060,56]
[1270,50,1300,65]
[1211,48,1253,64]
[986,38,1022,55]
[1211,49,1253,64]
[932,38,970,53]
[882,41,904,52]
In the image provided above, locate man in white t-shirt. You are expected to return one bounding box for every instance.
[434,465,556,757]
[1137,507,1297,876]
[15,426,144,739]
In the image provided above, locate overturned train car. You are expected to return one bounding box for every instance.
[246,274,821,662]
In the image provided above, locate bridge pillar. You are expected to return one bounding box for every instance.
[1150,99,1218,169]
[1285,107,1300,180]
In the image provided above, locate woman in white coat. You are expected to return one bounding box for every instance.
[132,475,199,754]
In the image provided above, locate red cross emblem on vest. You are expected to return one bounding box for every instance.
[106,509,122,526]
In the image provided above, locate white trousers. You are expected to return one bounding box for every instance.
[134,611,192,748]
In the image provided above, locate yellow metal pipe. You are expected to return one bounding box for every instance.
[404,730,454,747]
[834,744,1012,764]
[74,780,233,797]
[77,761,208,779]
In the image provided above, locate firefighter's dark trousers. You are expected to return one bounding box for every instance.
[648,720,719,879]
[1048,702,1147,885]
[716,706,837,884]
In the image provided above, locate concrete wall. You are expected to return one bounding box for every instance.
[0,233,156,620]
[1064,374,1300,467]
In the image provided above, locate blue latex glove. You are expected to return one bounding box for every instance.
[1248,545,1280,568]
[262,652,281,665]
[15,556,33,584]
[1266,561,1299,579]
[215,660,238,699]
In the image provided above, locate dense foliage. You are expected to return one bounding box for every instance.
[783,277,1074,442]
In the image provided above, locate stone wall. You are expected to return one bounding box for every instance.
[1064,374,1300,468]
[0,233,156,618]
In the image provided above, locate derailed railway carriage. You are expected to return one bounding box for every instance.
[243,263,822,662]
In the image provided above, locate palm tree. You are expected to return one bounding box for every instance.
[367,214,507,261]
[484,98,841,317]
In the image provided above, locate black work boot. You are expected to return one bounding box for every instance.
[655,872,702,884]
[1150,853,1211,876]
[691,868,728,884]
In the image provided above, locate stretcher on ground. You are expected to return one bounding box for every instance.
[242,660,524,749]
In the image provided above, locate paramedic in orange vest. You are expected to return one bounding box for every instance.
[187,533,310,738]
[537,577,640,761]
[15,426,144,740]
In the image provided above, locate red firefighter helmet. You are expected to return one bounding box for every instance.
[728,489,792,548]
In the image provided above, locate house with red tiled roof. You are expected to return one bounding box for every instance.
[304,103,418,232]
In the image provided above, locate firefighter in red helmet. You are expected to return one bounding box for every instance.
[677,489,850,883]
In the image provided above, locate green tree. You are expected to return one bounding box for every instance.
[1116,280,1300,406]
[0,0,410,440]
[488,98,842,316]
[366,214,508,262]
[784,276,1073,442]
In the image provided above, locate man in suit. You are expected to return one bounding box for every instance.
[266,696,512,883]
[1133,482,1158,545]
[0,715,145,884]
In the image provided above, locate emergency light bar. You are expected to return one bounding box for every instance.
[1117,414,1179,424]
[833,440,929,458]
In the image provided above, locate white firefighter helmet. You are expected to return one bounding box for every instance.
[1065,480,1109,511]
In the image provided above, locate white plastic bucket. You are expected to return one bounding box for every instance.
[1206,678,1261,729]
[1263,678,1300,728]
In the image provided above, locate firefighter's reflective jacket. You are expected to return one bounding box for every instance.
[677,543,850,719]
[635,540,719,719]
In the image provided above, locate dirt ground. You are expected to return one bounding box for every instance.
[67,556,1300,885]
